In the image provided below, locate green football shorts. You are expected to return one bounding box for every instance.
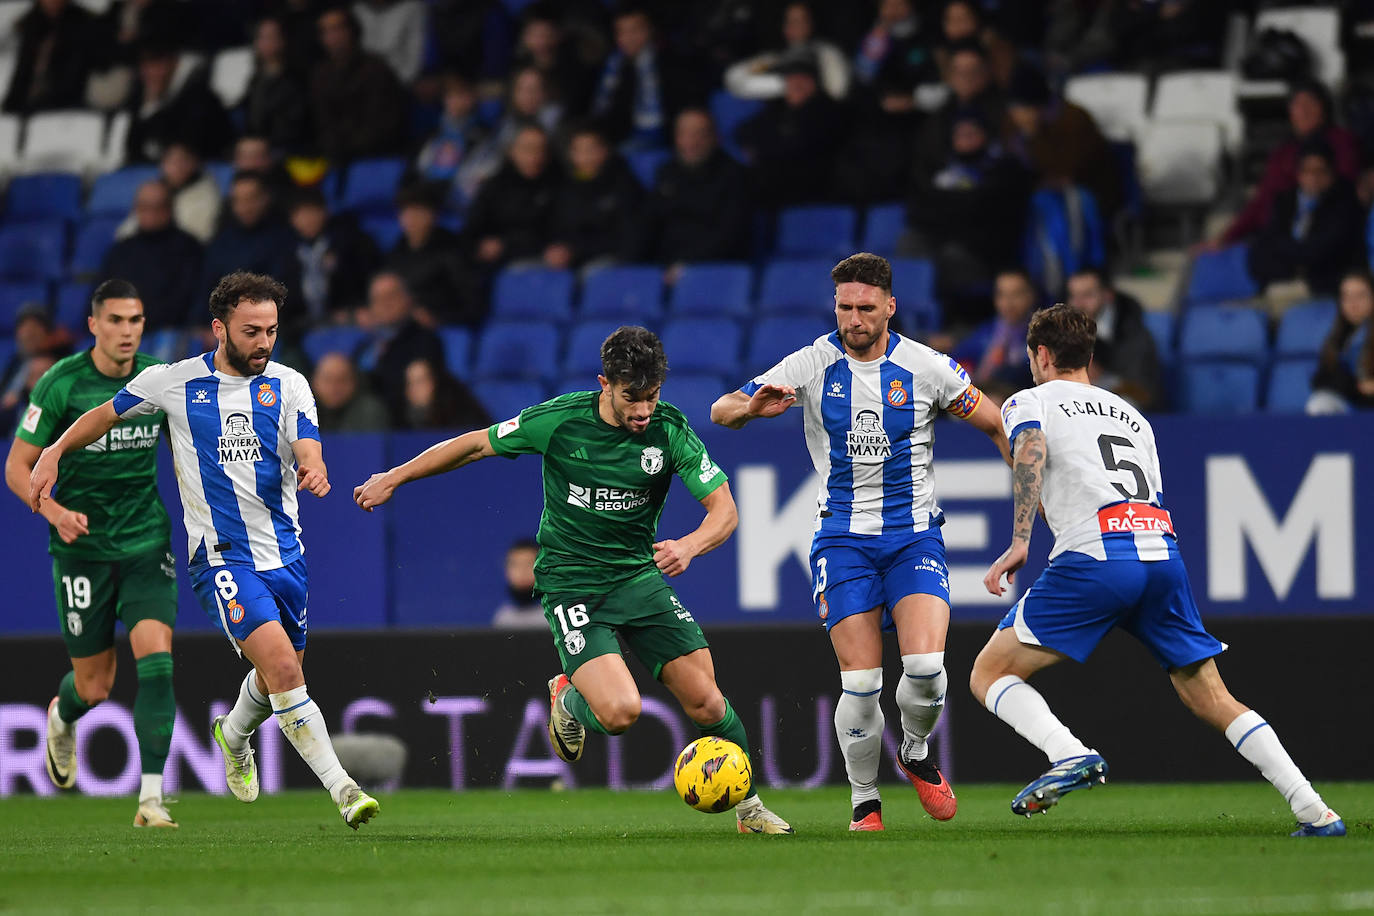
[52,547,177,658]
[540,570,710,678]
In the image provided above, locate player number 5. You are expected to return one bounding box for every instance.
[1097,434,1149,501]
[552,603,589,634]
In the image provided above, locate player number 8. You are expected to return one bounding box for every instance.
[553,603,589,634]
[214,569,238,602]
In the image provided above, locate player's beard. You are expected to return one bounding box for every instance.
[839,325,881,356]
[224,334,271,377]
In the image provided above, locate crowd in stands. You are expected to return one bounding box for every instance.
[3,0,1374,435]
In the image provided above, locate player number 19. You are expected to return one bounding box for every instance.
[552,603,589,634]
[61,575,91,609]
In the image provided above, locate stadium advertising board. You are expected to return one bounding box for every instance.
[1,621,1367,797]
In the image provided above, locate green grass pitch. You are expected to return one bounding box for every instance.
[3,783,1371,914]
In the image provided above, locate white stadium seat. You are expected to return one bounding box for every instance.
[0,1,27,51]
[1138,119,1223,207]
[1064,72,1149,143]
[1254,6,1344,88]
[103,109,130,172]
[210,47,254,109]
[0,112,20,170]
[1152,70,1244,155]
[20,109,107,174]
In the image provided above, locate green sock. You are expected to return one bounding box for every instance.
[56,670,92,723]
[699,698,757,799]
[562,684,613,735]
[134,653,175,776]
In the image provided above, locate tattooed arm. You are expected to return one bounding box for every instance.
[983,427,1047,596]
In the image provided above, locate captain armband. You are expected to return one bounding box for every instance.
[946,384,983,419]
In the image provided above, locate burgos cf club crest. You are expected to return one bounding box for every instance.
[218,412,262,464]
[640,446,664,475]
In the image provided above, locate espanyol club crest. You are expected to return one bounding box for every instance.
[564,629,586,655]
[640,446,664,475]
[256,382,276,407]
[887,379,907,406]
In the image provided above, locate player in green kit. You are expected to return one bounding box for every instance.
[3,279,178,828]
[354,326,793,833]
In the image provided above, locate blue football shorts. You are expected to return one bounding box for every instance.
[998,546,1225,669]
[809,528,951,632]
[191,557,310,652]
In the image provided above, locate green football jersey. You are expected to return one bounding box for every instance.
[487,390,728,594]
[15,350,171,560]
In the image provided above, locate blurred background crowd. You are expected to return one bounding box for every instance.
[2,0,1374,437]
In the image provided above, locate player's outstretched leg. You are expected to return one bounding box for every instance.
[894,652,956,821]
[981,674,1103,816]
[1171,659,1343,837]
[835,668,885,831]
[213,669,271,802]
[269,684,378,829]
[696,700,792,835]
[132,652,178,828]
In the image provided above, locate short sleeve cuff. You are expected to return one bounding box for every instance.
[1008,420,1041,457]
[739,380,762,396]
[295,410,320,441]
[112,389,144,417]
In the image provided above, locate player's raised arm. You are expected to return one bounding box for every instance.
[353,428,496,511]
[983,426,1047,596]
[710,385,796,429]
[653,481,738,577]
[27,401,121,512]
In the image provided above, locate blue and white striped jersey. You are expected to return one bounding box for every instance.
[112,353,320,573]
[742,331,981,537]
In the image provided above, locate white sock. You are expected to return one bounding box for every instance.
[139,773,163,804]
[223,669,273,750]
[270,685,352,804]
[984,674,1091,764]
[895,652,946,762]
[834,668,884,808]
[1225,710,1327,823]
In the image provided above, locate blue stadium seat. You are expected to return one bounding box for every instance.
[1023,186,1105,297]
[1178,362,1261,414]
[1143,310,1176,361]
[5,173,83,223]
[1178,305,1268,363]
[1266,359,1317,413]
[775,204,858,260]
[552,374,599,398]
[360,214,401,253]
[473,379,548,421]
[336,158,407,214]
[440,327,474,377]
[207,162,235,195]
[68,217,121,279]
[55,281,91,331]
[86,165,160,218]
[580,266,664,321]
[302,326,369,365]
[1275,299,1337,358]
[560,320,627,378]
[889,257,940,332]
[757,258,835,315]
[667,262,752,318]
[860,202,905,256]
[0,282,50,332]
[745,315,833,369]
[663,373,729,429]
[709,90,764,159]
[472,320,561,381]
[490,267,574,322]
[659,318,741,374]
[1184,245,1258,307]
[1181,307,1264,365]
[144,328,187,363]
[625,148,671,189]
[0,221,65,282]
[0,339,13,374]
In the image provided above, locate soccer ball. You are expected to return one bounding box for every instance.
[673,737,752,813]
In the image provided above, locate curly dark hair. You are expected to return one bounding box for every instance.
[208,271,287,324]
[1027,303,1096,370]
[600,326,667,394]
[831,252,892,293]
